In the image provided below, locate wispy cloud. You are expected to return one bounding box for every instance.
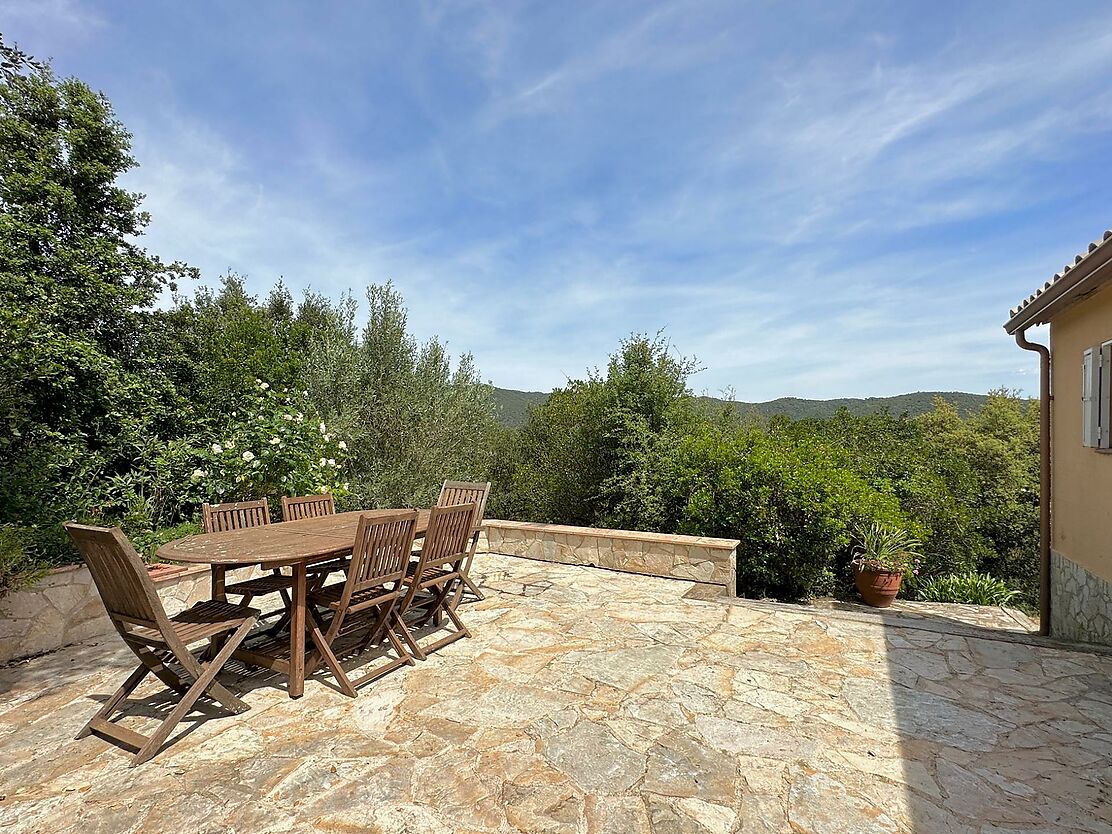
[9,0,1108,400]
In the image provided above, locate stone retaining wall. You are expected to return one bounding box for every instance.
[479,519,738,592]
[0,563,269,665]
[1051,549,1112,647]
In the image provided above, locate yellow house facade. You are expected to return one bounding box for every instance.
[1006,228,1112,646]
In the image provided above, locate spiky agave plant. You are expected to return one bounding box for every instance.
[851,522,922,576]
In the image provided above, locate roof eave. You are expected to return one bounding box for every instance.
[1004,233,1112,335]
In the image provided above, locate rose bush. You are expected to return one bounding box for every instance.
[187,380,349,504]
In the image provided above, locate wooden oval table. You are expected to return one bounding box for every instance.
[157,509,430,698]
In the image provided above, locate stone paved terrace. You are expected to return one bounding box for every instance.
[1,554,1111,834]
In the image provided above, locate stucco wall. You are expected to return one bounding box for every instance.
[1050,280,1112,585]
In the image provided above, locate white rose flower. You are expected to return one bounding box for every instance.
[337,440,347,450]
[283,413,293,421]
[190,468,206,482]
[269,437,281,445]
[327,458,336,467]
[319,422,327,434]
[211,443,223,454]
[242,451,255,462]
[260,381,270,390]
[319,457,327,467]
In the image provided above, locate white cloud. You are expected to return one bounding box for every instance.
[85,2,1111,401]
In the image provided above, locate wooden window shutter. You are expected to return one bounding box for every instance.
[1083,348,1098,447]
[1102,342,1112,449]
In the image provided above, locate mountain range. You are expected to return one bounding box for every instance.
[490,387,988,428]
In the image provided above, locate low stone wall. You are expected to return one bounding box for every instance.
[1,521,739,665]
[0,563,271,665]
[479,519,738,591]
[1051,549,1112,647]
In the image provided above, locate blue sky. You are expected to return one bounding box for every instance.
[5,1,1111,399]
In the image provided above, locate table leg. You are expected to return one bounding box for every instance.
[211,565,226,601]
[289,562,306,698]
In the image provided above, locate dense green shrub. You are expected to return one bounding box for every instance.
[621,424,911,600]
[0,40,195,568]
[0,525,49,597]
[490,334,698,525]
[914,572,1020,606]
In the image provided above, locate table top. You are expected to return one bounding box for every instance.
[156,509,431,567]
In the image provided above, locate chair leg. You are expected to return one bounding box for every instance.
[306,610,356,698]
[77,663,149,739]
[132,619,256,765]
[443,599,472,639]
[460,574,484,602]
[452,536,485,607]
[393,616,427,661]
[132,644,190,694]
[175,637,253,714]
[385,627,416,667]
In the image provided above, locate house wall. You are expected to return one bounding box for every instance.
[1049,279,1112,645]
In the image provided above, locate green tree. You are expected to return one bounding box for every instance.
[0,37,194,562]
[164,274,312,420]
[301,282,500,508]
[495,334,699,526]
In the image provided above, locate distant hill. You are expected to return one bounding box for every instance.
[491,388,550,427]
[490,387,988,428]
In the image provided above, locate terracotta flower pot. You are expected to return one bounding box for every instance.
[855,567,903,608]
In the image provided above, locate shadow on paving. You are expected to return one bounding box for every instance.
[876,609,1112,833]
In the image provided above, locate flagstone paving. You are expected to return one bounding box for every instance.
[1,553,1110,833]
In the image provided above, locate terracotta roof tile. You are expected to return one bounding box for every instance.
[1009,229,1112,318]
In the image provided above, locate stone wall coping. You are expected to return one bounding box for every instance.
[42,561,211,586]
[483,519,740,551]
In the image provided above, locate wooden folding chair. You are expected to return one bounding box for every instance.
[203,500,293,632]
[304,510,419,697]
[281,493,336,521]
[63,523,259,765]
[437,480,490,603]
[395,502,477,661]
[281,494,349,581]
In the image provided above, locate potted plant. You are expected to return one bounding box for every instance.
[851,522,922,608]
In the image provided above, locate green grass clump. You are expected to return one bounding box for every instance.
[915,572,1019,606]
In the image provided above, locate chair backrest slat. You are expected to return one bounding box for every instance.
[437,480,490,532]
[202,499,271,533]
[281,493,336,522]
[63,524,169,629]
[419,502,476,572]
[343,510,419,600]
